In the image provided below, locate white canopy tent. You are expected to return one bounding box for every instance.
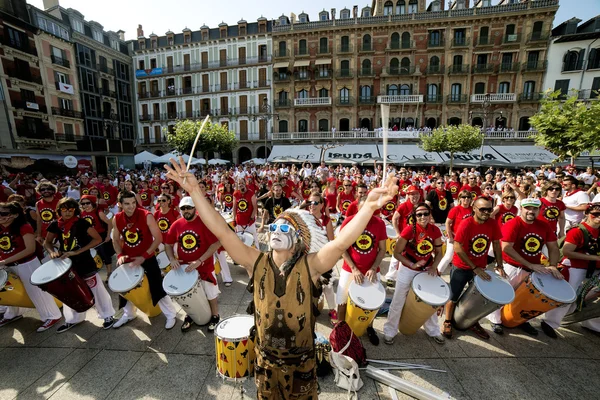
[134,151,157,164]
[268,145,322,162]
[208,159,231,165]
[242,158,266,165]
[377,144,444,164]
[322,144,379,164]
[151,152,190,164]
[490,145,557,166]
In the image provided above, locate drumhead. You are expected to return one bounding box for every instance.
[411,273,450,306]
[221,212,233,223]
[30,258,73,285]
[215,315,254,340]
[236,232,254,246]
[163,267,199,296]
[385,223,397,239]
[156,251,171,270]
[474,271,515,305]
[108,264,144,293]
[0,269,7,288]
[90,248,97,258]
[349,280,386,310]
[530,272,576,303]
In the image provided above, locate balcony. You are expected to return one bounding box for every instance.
[6,68,43,85]
[527,32,549,43]
[447,94,468,104]
[427,39,445,48]
[358,96,376,105]
[101,88,117,98]
[387,41,414,51]
[273,130,538,142]
[471,93,516,103]
[16,126,54,140]
[213,108,230,117]
[477,37,494,47]
[448,64,470,74]
[180,87,195,95]
[139,114,152,121]
[258,80,270,88]
[473,64,494,74]
[232,106,256,115]
[336,69,354,78]
[359,43,375,53]
[337,45,353,54]
[99,65,114,75]
[294,97,332,106]
[519,92,542,102]
[451,38,470,47]
[1,35,37,56]
[502,34,521,45]
[273,49,290,59]
[51,55,70,68]
[499,62,520,73]
[386,66,415,75]
[425,65,445,75]
[318,46,331,55]
[51,107,84,119]
[134,56,272,79]
[358,68,376,77]
[315,70,332,80]
[522,60,547,72]
[295,72,311,81]
[274,99,292,108]
[13,100,47,113]
[138,91,161,99]
[425,94,443,104]
[577,89,600,101]
[378,95,423,104]
[336,97,354,106]
[273,73,291,82]
[55,133,85,142]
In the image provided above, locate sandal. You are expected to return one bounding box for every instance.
[443,320,453,339]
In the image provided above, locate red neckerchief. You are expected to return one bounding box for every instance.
[435,189,446,198]
[566,188,581,196]
[58,216,78,251]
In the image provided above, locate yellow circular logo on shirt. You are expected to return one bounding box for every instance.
[125,230,139,245]
[471,236,489,256]
[181,233,197,250]
[273,205,283,217]
[157,219,169,232]
[238,199,248,211]
[416,239,434,256]
[40,210,54,222]
[141,193,148,200]
[0,235,12,251]
[224,194,233,203]
[439,198,448,211]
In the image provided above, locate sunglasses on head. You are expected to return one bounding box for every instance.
[269,223,293,233]
[80,201,92,206]
[180,206,194,211]
[476,207,493,213]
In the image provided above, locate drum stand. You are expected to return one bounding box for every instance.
[215,372,247,399]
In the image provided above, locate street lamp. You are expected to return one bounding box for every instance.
[252,97,278,162]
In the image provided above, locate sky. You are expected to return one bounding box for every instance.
[28,0,600,41]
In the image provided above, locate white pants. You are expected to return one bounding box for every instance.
[487,263,531,325]
[383,265,440,338]
[215,251,233,283]
[4,258,62,321]
[335,269,381,306]
[385,257,399,282]
[437,242,454,274]
[236,222,260,249]
[199,272,221,301]
[122,296,177,320]
[544,268,600,329]
[63,273,115,324]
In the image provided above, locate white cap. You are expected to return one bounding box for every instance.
[179,196,195,209]
[521,198,541,208]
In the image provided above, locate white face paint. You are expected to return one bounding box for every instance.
[268,219,296,251]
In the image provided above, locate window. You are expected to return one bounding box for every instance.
[299,14,307,23]
[319,119,329,132]
[390,32,400,48]
[360,85,371,98]
[319,12,328,21]
[501,53,513,67]
[6,27,25,49]
[362,59,371,74]
[476,54,488,66]
[55,71,69,84]
[384,1,393,15]
[340,60,350,74]
[401,32,411,48]
[498,82,510,93]
[563,49,585,71]
[531,21,544,40]
[278,120,288,133]
[388,84,398,96]
[451,83,462,101]
[554,79,570,98]
[278,41,287,56]
[429,30,441,46]
[429,56,440,72]
[505,24,517,42]
[591,77,600,99]
[340,36,350,52]
[339,87,350,102]
[362,34,371,51]
[390,58,399,73]
[111,40,119,51]
[453,29,466,45]
[60,98,73,110]
[427,84,438,101]
[298,39,307,55]
[319,37,328,53]
[589,48,600,70]
[317,65,329,78]
[456,0,466,9]
[401,57,411,70]
[278,91,289,101]
[399,84,411,95]
[408,0,418,13]
[20,89,35,102]
[319,88,329,98]
[64,123,74,136]
[479,26,489,44]
[523,81,536,98]
[298,67,308,79]
[340,9,350,19]
[93,30,103,42]
[298,119,308,132]
[453,54,463,67]
[72,19,84,33]
[297,89,308,99]
[362,8,371,17]
[474,82,485,94]
[431,0,441,11]
[396,0,405,14]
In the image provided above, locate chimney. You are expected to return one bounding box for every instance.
[42,0,60,10]
[440,0,445,11]
[290,12,296,23]
[137,24,144,38]
[117,30,125,41]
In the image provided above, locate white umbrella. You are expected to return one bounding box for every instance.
[326,157,355,165]
[243,158,266,165]
[189,158,207,165]
[134,151,157,164]
[208,158,231,165]
[151,152,189,164]
[270,156,302,163]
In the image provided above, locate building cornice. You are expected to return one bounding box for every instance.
[73,31,131,63]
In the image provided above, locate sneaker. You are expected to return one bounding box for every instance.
[0,315,23,327]
[540,321,557,339]
[431,334,446,345]
[103,317,116,330]
[469,322,490,340]
[366,327,379,346]
[492,323,504,335]
[37,318,61,332]
[165,317,176,330]
[224,281,233,287]
[386,279,396,288]
[207,315,220,332]
[384,335,395,345]
[519,322,538,336]
[181,315,194,332]
[113,315,137,329]
[56,322,78,334]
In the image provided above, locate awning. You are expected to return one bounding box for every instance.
[268,145,322,162]
[273,62,290,69]
[294,60,311,67]
[0,153,91,161]
[322,144,380,163]
[490,145,556,166]
[315,58,332,65]
[437,146,509,167]
[377,144,444,164]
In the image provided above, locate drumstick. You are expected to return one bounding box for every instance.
[379,104,390,207]
[183,114,211,184]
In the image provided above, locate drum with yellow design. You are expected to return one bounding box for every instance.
[385,222,398,256]
[399,273,450,335]
[0,269,62,308]
[345,280,386,336]
[108,264,161,317]
[435,223,448,256]
[156,251,172,276]
[214,315,255,380]
[90,248,103,269]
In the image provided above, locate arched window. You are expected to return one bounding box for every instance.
[391,33,400,49]
[427,84,438,102]
[388,84,398,95]
[451,83,462,101]
[563,49,584,71]
[278,41,286,56]
[401,57,411,73]
[319,88,329,98]
[340,36,350,52]
[362,59,371,74]
[474,82,485,94]
[589,48,600,70]
[498,81,510,93]
[319,37,328,53]
[396,0,405,14]
[362,34,372,51]
[278,120,288,133]
[453,54,463,65]
[429,56,440,73]
[408,0,418,13]
[298,89,308,99]
[298,119,308,132]
[401,32,411,48]
[298,39,307,55]
[278,90,289,102]
[429,30,441,46]
[339,87,350,103]
[318,119,329,132]
[340,60,350,72]
[360,85,372,98]
[339,118,350,131]
[384,1,393,15]
[400,84,411,95]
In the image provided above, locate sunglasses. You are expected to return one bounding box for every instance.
[590,212,600,218]
[158,199,169,203]
[41,188,54,192]
[476,207,493,213]
[59,207,75,212]
[80,202,92,206]
[180,206,194,211]
[436,182,444,185]
[548,187,561,191]
[503,196,516,200]
[344,184,352,187]
[459,196,470,199]
[269,223,293,233]
[484,187,493,190]
[0,211,11,217]
[161,186,169,189]
[415,212,430,217]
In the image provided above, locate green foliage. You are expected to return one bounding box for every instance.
[530,90,600,162]
[166,119,238,161]
[419,124,484,170]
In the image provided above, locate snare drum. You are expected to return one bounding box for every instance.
[385,223,398,256]
[236,232,254,247]
[0,269,34,308]
[108,264,161,317]
[345,280,386,336]
[453,270,515,330]
[399,273,450,335]
[90,248,103,270]
[214,315,256,380]
[156,251,172,276]
[163,267,211,325]
[30,258,94,313]
[501,272,576,328]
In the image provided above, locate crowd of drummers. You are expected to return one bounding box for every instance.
[0,160,599,345]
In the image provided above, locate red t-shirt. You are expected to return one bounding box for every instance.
[380,195,398,220]
[501,217,557,269]
[114,208,154,258]
[139,189,153,208]
[395,200,416,233]
[150,179,163,195]
[165,216,218,271]
[220,190,234,211]
[341,215,387,275]
[495,204,518,228]
[281,184,295,199]
[338,192,355,216]
[460,184,482,200]
[101,185,118,207]
[233,189,255,226]
[36,197,60,238]
[564,222,600,270]
[447,205,473,235]
[537,198,566,233]
[0,223,35,263]
[453,216,501,270]
[398,179,412,196]
[447,181,461,199]
[153,208,181,239]
[80,183,93,196]
[346,200,359,218]
[325,190,338,213]
[81,209,107,234]
[300,184,312,200]
[400,223,442,270]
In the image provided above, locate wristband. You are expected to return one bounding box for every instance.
[117,253,125,259]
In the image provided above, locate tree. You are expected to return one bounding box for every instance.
[419,124,484,170]
[166,119,238,164]
[530,90,600,163]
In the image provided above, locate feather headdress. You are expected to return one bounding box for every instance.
[276,209,329,254]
